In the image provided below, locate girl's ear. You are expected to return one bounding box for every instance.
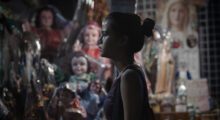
[118,35,128,46]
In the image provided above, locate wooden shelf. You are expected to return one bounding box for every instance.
[155,112,189,120]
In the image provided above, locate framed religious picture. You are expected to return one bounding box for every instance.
[156,0,200,79]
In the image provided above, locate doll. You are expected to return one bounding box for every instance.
[81,21,101,60]
[68,51,97,92]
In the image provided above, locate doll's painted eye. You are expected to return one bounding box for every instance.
[92,33,97,37]
[80,62,86,66]
[72,63,77,66]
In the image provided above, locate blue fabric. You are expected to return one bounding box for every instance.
[175,71,192,80]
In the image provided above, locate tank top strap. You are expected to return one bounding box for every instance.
[121,64,142,73]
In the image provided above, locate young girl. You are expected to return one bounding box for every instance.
[98,12,155,120]
[68,51,97,92]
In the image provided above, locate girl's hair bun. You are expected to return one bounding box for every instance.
[141,18,155,37]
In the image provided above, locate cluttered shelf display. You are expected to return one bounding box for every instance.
[154,111,219,120]
[145,20,213,120]
[138,0,220,120]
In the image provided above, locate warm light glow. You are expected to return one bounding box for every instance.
[153,30,161,40]
[48,66,54,74]
[36,40,41,50]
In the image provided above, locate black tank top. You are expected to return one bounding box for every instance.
[103,64,152,120]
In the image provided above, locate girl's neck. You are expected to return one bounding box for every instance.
[113,55,134,72]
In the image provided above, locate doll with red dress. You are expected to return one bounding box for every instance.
[32,6,63,62]
[80,21,101,60]
[79,22,112,77]
[22,6,63,62]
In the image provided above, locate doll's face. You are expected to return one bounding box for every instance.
[90,82,101,93]
[40,10,54,28]
[168,2,186,29]
[90,82,97,92]
[83,26,100,46]
[60,90,75,107]
[71,56,88,75]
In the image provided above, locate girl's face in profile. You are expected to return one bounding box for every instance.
[84,26,100,47]
[169,2,186,29]
[71,56,88,75]
[98,19,120,59]
[40,10,53,28]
